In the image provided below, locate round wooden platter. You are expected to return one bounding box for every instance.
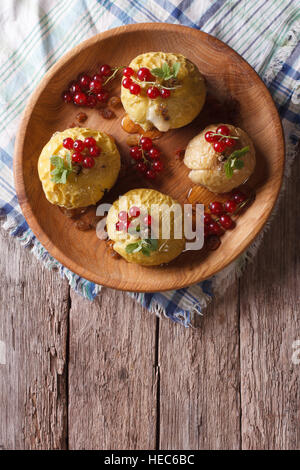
[14,23,284,292]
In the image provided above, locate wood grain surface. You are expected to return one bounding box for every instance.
[14,23,285,292]
[68,289,157,450]
[1,125,298,450]
[0,232,69,450]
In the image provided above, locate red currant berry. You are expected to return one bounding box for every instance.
[118,211,128,221]
[205,131,214,143]
[143,215,152,226]
[148,147,161,159]
[213,140,227,153]
[152,160,163,172]
[146,169,156,179]
[89,79,102,93]
[204,212,213,225]
[86,95,97,108]
[82,156,95,168]
[209,201,224,216]
[224,200,237,213]
[216,125,230,136]
[73,139,85,151]
[129,83,141,95]
[220,214,234,229]
[122,77,133,89]
[130,146,142,161]
[73,92,87,106]
[69,81,81,94]
[99,64,111,77]
[225,137,236,148]
[231,190,246,204]
[72,151,83,163]
[136,162,147,174]
[84,137,97,148]
[62,90,73,103]
[63,137,74,150]
[96,90,109,103]
[78,74,91,90]
[123,67,134,78]
[209,221,223,236]
[140,136,153,151]
[116,221,124,231]
[129,206,140,218]
[160,88,171,99]
[205,131,220,143]
[89,145,101,157]
[137,67,153,81]
[92,73,103,82]
[147,86,160,99]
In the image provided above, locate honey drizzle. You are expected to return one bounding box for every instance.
[121,114,163,140]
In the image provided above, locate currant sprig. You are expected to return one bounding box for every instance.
[129,136,164,180]
[50,137,102,184]
[131,76,181,90]
[208,132,239,140]
[205,125,238,152]
[102,66,125,86]
[204,125,250,178]
[62,63,117,108]
[204,190,250,239]
[122,63,182,99]
[115,208,158,256]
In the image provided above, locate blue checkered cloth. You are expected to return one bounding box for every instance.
[1,0,299,326]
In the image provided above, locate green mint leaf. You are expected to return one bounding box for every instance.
[50,155,64,169]
[60,169,68,184]
[234,159,244,170]
[151,62,181,81]
[51,168,62,176]
[162,62,170,76]
[126,238,159,256]
[50,154,73,184]
[66,153,72,170]
[172,62,180,77]
[133,245,143,253]
[151,67,165,78]
[145,238,158,251]
[141,246,151,256]
[224,146,249,179]
[229,146,250,160]
[125,242,141,254]
[224,161,233,178]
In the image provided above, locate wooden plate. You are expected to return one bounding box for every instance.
[14,23,284,292]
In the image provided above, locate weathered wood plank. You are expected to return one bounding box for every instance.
[158,288,241,450]
[240,155,300,450]
[0,229,69,449]
[68,288,158,450]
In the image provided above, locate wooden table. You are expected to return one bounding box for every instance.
[0,154,299,450]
